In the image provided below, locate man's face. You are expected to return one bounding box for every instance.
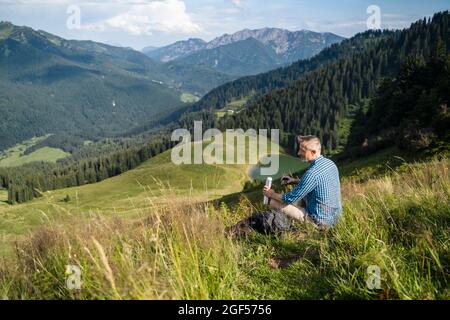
[297,142,315,162]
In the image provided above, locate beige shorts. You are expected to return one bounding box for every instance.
[272,200,308,222]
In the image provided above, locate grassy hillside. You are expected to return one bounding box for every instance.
[0,135,49,159]
[180,93,200,103]
[0,144,448,299]
[236,157,449,299]
[0,135,70,167]
[0,135,303,252]
[0,189,7,205]
[0,147,245,243]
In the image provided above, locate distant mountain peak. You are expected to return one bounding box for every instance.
[186,37,206,42]
[144,27,344,65]
[205,27,344,58]
[147,38,207,62]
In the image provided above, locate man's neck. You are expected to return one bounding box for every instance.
[309,154,322,163]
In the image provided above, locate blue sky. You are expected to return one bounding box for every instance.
[0,0,448,49]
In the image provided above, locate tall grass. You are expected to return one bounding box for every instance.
[321,159,449,299]
[0,198,241,299]
[236,158,449,299]
[1,159,449,299]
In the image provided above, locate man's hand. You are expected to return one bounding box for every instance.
[263,185,284,204]
[263,185,274,198]
[281,175,299,185]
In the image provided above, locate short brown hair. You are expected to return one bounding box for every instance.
[297,135,321,151]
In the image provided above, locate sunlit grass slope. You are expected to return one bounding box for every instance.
[0,154,448,299]
[0,135,304,254]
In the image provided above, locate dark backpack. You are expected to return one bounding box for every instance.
[247,210,292,235]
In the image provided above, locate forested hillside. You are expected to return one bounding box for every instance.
[182,12,449,153]
[0,22,233,150]
[189,30,395,111]
[1,12,448,206]
[0,133,174,204]
[347,45,450,153]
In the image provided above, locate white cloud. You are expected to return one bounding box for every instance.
[80,0,202,35]
[82,0,201,35]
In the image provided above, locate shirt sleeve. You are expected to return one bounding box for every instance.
[282,169,317,204]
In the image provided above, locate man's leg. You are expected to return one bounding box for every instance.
[269,199,307,222]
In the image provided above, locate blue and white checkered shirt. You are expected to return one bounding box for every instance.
[282,155,342,226]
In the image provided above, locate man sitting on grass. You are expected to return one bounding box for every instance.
[263,135,342,228]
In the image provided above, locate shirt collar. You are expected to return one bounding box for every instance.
[310,155,323,165]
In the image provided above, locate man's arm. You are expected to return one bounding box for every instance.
[263,170,316,205]
[263,186,283,203]
[281,175,300,185]
[282,170,316,204]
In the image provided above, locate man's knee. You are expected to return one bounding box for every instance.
[280,204,307,222]
[268,199,307,222]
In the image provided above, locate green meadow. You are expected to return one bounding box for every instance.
[0,136,302,253]
[216,96,251,118]
[180,92,200,103]
[0,135,70,167]
[0,188,7,205]
[0,140,448,299]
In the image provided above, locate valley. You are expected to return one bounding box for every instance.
[0,135,70,167]
[0,9,448,301]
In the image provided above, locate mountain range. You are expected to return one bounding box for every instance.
[144,28,344,76]
[1,11,449,207]
[0,22,344,150]
[0,21,234,149]
[182,12,449,154]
